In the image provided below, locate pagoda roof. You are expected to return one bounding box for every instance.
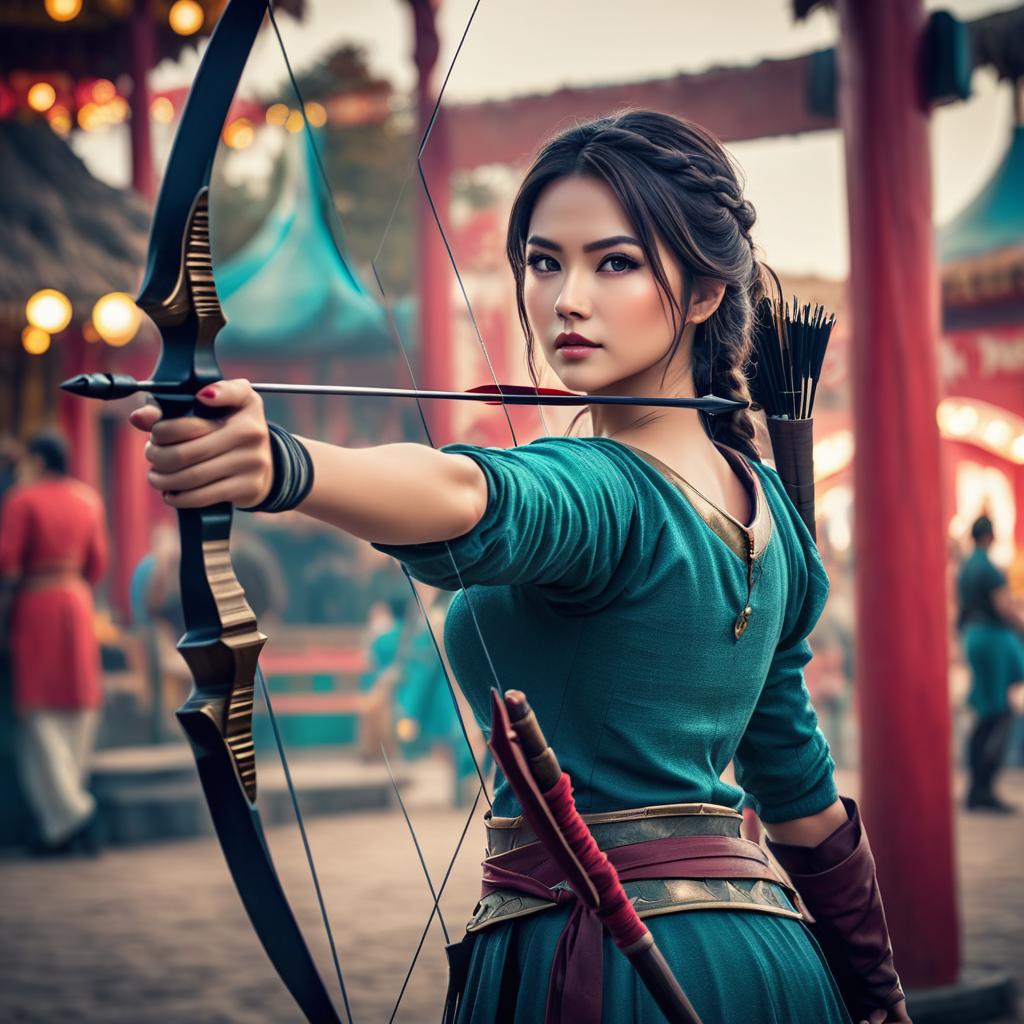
[939,124,1024,265]
[214,130,395,356]
[939,124,1024,320]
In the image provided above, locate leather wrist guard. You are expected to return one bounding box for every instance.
[766,797,905,1019]
[241,422,314,514]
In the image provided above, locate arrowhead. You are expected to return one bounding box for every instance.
[59,373,94,396]
[58,372,141,400]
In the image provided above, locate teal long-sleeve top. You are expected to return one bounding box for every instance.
[375,436,836,822]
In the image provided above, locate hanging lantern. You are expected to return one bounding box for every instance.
[25,289,72,333]
[169,0,204,36]
[45,0,82,22]
[92,292,142,347]
[27,82,57,113]
[22,326,52,355]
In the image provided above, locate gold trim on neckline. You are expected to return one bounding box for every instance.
[615,442,773,562]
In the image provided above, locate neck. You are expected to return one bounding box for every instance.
[588,344,717,454]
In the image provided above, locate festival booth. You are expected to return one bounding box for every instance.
[938,120,1024,562]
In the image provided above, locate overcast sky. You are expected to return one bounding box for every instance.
[75,0,1020,279]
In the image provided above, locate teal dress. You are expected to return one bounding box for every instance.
[375,436,848,1023]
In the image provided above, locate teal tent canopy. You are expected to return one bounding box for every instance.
[213,129,397,355]
[939,124,1024,265]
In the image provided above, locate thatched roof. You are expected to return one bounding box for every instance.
[0,119,149,329]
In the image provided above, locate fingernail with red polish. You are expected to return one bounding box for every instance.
[199,386,218,399]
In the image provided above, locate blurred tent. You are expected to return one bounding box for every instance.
[214,128,413,357]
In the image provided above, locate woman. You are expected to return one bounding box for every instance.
[129,111,908,1023]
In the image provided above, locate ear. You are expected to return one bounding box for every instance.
[685,278,726,326]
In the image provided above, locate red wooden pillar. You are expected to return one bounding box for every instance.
[410,0,454,446]
[111,425,151,621]
[837,0,959,986]
[129,5,156,199]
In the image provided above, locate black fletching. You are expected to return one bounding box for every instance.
[748,270,836,421]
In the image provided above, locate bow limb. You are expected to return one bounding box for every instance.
[66,2,350,1020]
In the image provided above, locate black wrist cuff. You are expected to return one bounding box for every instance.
[241,422,314,513]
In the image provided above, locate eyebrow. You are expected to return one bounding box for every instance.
[526,234,643,253]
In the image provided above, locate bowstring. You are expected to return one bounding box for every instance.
[269,2,535,1014]
[267,1,495,808]
[255,665,354,1024]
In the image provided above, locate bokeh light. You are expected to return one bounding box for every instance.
[25,289,72,333]
[92,292,142,347]
[44,0,82,21]
[151,97,175,124]
[169,0,204,36]
[27,83,57,113]
[22,326,52,355]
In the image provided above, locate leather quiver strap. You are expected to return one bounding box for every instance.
[766,797,905,1019]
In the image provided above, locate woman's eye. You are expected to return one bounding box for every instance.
[600,254,639,273]
[526,253,559,273]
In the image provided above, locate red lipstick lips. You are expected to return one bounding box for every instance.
[555,331,598,349]
[555,332,601,360]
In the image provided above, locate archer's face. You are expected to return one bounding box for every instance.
[523,175,685,395]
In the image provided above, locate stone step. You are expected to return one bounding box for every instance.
[907,970,1018,1024]
[90,745,405,845]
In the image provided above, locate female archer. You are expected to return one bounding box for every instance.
[128,110,909,1024]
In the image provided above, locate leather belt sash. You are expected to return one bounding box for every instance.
[464,813,801,1024]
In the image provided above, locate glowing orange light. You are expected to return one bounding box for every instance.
[396,718,419,742]
[26,289,72,333]
[105,96,129,124]
[223,117,254,150]
[169,0,204,36]
[48,106,72,136]
[285,109,304,133]
[304,102,327,128]
[91,79,116,104]
[45,0,82,21]
[83,321,100,344]
[151,96,175,124]
[92,292,142,347]
[265,103,289,127]
[22,326,52,355]
[27,82,57,113]
[77,102,101,131]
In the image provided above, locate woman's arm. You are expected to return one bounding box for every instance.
[297,437,487,544]
[762,798,849,847]
[128,379,488,546]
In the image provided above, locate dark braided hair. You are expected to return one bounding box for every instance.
[506,109,764,461]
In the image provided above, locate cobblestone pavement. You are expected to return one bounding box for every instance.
[1,765,1021,1024]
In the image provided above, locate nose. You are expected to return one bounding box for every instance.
[554,269,590,321]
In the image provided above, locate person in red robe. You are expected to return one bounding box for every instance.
[0,432,108,854]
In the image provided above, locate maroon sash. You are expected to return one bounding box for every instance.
[480,834,793,1023]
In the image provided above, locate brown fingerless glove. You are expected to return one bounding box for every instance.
[767,797,905,1021]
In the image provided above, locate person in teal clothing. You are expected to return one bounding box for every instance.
[128,110,908,1023]
[956,516,1024,812]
